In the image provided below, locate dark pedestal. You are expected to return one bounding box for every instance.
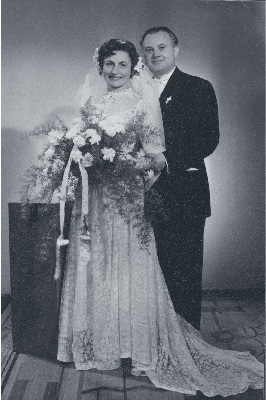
[8,203,72,360]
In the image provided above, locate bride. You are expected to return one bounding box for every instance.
[57,39,263,397]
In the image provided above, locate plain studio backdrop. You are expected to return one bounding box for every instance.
[2,0,265,294]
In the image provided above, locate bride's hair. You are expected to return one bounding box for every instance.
[98,39,139,76]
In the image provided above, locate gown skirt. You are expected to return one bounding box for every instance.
[57,185,264,397]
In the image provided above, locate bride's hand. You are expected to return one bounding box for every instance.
[146,153,166,173]
[134,152,165,173]
[134,155,153,172]
[136,159,154,172]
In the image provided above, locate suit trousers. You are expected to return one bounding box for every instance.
[152,213,206,330]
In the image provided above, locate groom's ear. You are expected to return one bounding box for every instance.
[174,47,179,58]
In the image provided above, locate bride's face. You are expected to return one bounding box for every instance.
[102,51,132,91]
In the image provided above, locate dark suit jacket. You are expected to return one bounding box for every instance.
[154,67,219,219]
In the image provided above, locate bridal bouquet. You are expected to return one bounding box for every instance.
[20,100,164,247]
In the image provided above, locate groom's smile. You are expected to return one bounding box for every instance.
[142,31,178,79]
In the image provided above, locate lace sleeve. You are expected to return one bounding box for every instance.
[135,98,165,155]
[141,125,166,155]
[131,68,165,155]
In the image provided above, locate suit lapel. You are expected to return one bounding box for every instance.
[159,67,185,103]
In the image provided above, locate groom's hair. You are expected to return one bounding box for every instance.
[140,27,178,47]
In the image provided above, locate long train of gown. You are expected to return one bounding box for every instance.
[57,186,264,397]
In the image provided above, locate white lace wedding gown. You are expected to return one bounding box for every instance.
[57,88,264,397]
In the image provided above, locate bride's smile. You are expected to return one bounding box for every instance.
[102,50,132,91]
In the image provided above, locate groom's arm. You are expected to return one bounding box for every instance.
[172,79,220,165]
[192,79,220,159]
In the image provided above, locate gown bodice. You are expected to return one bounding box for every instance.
[93,88,143,122]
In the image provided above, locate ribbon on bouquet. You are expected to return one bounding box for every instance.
[54,145,90,280]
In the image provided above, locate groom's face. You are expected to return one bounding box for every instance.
[142,31,178,78]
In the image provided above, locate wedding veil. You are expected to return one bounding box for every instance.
[74,64,164,136]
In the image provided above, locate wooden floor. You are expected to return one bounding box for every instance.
[1,298,264,400]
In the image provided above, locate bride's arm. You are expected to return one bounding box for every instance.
[134,94,166,173]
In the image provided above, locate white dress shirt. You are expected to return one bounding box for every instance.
[153,67,176,96]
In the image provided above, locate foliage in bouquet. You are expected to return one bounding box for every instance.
[72,99,164,248]
[20,99,165,248]
[20,118,78,203]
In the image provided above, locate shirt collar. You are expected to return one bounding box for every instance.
[153,67,176,83]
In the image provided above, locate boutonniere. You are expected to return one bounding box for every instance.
[165,96,172,104]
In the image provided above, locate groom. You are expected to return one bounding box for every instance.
[141,27,219,330]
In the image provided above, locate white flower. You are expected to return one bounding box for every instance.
[99,115,125,137]
[93,47,99,64]
[82,152,94,167]
[43,159,52,166]
[42,167,49,175]
[135,148,150,169]
[101,147,116,162]
[119,143,134,161]
[93,47,101,73]
[44,147,54,160]
[147,169,155,179]
[89,133,101,145]
[84,129,101,144]
[51,159,65,172]
[84,128,97,137]
[73,135,86,147]
[48,130,65,145]
[136,149,146,158]
[89,114,100,125]
[121,143,135,153]
[65,125,80,139]
[72,117,83,125]
[51,189,61,202]
[119,153,133,161]
[66,118,85,139]
[99,123,117,137]
[134,57,144,73]
[71,148,83,163]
